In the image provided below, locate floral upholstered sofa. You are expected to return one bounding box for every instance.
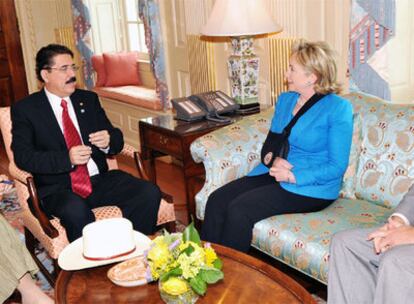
[190,92,414,284]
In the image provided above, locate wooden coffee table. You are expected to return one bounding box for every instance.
[55,243,316,303]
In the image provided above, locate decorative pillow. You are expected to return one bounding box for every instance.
[353,98,414,209]
[339,113,362,199]
[91,54,107,87]
[103,52,141,87]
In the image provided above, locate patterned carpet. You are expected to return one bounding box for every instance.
[1,189,54,303]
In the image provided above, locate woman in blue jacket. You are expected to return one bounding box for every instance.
[201,40,353,252]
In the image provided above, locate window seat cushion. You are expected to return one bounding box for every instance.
[94,86,162,111]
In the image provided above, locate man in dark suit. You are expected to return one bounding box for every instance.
[11,44,161,242]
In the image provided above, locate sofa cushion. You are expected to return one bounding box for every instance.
[91,54,107,87]
[93,86,161,111]
[103,52,141,87]
[251,198,392,283]
[339,113,362,199]
[346,93,414,208]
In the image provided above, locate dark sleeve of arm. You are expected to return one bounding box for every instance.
[93,94,124,155]
[11,105,73,174]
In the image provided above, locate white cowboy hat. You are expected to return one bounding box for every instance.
[58,218,151,271]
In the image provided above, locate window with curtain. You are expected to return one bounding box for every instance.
[122,0,148,59]
[88,0,148,59]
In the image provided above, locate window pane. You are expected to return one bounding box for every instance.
[125,0,138,22]
[139,24,148,53]
[128,24,139,51]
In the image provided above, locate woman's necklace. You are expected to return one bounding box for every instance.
[293,95,307,115]
[297,96,307,107]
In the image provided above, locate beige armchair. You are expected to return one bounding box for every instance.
[0,106,176,286]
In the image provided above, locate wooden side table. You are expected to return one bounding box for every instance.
[139,115,239,222]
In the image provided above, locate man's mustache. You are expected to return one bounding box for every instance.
[66,77,76,84]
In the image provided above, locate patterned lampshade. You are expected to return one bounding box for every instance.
[201,0,282,37]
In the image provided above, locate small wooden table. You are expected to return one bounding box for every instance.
[139,115,240,221]
[55,243,315,304]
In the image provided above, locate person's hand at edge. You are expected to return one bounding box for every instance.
[367,216,407,254]
[69,145,92,165]
[89,130,110,149]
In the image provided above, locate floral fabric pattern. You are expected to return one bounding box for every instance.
[138,0,170,110]
[71,0,94,89]
[190,109,272,220]
[348,94,414,208]
[252,198,391,283]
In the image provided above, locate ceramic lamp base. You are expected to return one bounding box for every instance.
[227,36,259,107]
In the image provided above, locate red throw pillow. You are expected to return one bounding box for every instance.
[91,54,107,87]
[103,52,141,87]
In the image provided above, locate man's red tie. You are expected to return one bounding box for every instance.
[61,99,92,198]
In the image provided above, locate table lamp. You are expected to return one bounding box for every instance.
[201,0,282,110]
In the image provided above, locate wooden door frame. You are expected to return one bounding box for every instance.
[0,0,28,104]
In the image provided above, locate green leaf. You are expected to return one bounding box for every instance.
[189,275,207,296]
[199,268,224,284]
[159,267,183,282]
[182,244,195,256]
[213,258,223,270]
[182,221,201,245]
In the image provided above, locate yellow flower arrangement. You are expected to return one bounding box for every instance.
[145,223,224,301]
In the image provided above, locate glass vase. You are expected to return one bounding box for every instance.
[158,279,199,304]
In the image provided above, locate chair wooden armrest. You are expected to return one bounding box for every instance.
[133,150,150,181]
[26,177,59,238]
[9,161,59,238]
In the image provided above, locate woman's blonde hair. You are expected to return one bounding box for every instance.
[291,39,342,94]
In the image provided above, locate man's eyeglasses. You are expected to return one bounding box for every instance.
[45,65,80,73]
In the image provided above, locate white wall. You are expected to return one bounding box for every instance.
[15,0,72,93]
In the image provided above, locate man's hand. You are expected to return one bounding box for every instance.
[89,130,110,149]
[269,158,296,183]
[370,226,414,254]
[368,216,408,254]
[69,145,92,165]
